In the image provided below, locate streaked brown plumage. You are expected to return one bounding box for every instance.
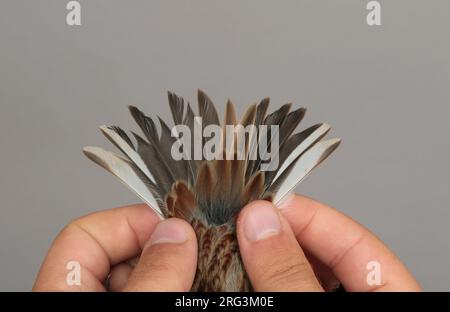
[83,90,340,291]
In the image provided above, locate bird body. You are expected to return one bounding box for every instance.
[83,90,340,291]
[191,219,251,291]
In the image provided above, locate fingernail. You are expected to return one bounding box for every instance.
[244,202,281,241]
[147,219,188,246]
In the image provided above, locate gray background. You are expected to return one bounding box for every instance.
[0,0,449,291]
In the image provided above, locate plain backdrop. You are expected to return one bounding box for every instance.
[0,0,449,291]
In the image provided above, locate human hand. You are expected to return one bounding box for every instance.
[236,195,421,291]
[33,195,421,291]
[33,204,198,291]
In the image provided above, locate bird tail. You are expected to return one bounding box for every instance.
[83,90,340,225]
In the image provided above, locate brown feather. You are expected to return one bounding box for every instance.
[241,171,264,205]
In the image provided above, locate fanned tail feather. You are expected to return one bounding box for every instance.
[83,90,340,225]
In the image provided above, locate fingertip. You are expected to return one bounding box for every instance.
[276,193,322,212]
[237,200,276,228]
[275,193,297,211]
[237,200,281,242]
[236,200,322,291]
[243,199,275,210]
[144,218,196,248]
[124,217,198,291]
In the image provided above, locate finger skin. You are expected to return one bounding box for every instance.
[108,263,134,291]
[277,194,421,291]
[237,200,323,292]
[123,218,198,292]
[304,251,341,291]
[33,204,159,291]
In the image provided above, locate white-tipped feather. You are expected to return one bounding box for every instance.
[273,138,341,204]
[83,146,164,219]
[99,125,156,184]
[272,123,331,183]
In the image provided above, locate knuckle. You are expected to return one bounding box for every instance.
[60,215,91,234]
[58,220,81,237]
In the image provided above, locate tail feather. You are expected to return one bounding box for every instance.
[268,138,342,203]
[157,116,190,183]
[168,93,199,184]
[246,103,292,179]
[221,100,237,154]
[132,132,176,196]
[245,98,270,182]
[83,146,164,218]
[198,89,220,129]
[100,125,156,184]
[83,90,340,225]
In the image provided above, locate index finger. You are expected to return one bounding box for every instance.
[33,204,159,291]
[277,194,421,291]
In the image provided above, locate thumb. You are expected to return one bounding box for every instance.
[237,200,323,291]
[123,218,198,291]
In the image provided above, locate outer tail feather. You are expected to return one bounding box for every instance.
[271,123,331,184]
[100,125,156,184]
[270,138,342,203]
[82,146,164,219]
